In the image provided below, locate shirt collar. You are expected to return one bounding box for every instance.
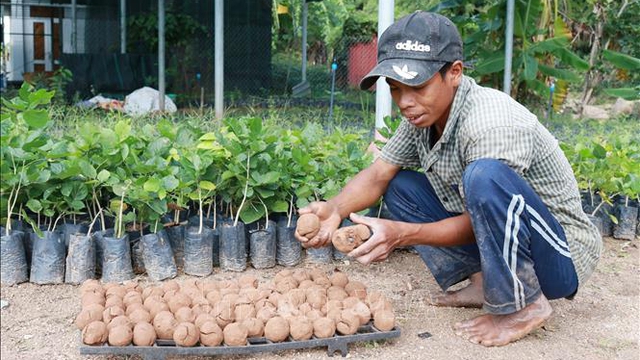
[436,75,473,143]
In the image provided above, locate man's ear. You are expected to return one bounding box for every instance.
[448,60,464,86]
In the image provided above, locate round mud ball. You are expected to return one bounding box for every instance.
[275,277,299,294]
[297,279,315,289]
[213,300,235,329]
[75,303,105,330]
[288,316,313,341]
[329,272,349,288]
[108,324,133,346]
[80,279,104,296]
[146,300,170,320]
[373,310,396,331]
[344,281,367,300]
[336,309,360,335]
[125,302,146,317]
[369,298,393,317]
[106,315,132,332]
[274,269,293,284]
[292,269,311,283]
[199,321,223,347]
[242,318,264,338]
[173,322,199,347]
[195,313,217,330]
[168,292,192,314]
[129,308,152,325]
[132,322,156,346]
[313,317,336,338]
[223,323,248,346]
[175,306,196,323]
[306,309,323,322]
[296,213,320,240]
[153,310,178,340]
[238,274,258,289]
[142,286,164,301]
[123,291,143,308]
[123,281,142,294]
[326,286,349,301]
[351,301,371,325]
[82,321,108,345]
[162,280,180,293]
[102,306,125,324]
[105,285,127,299]
[264,316,290,343]
[331,224,371,253]
[81,291,105,308]
[104,295,124,309]
[256,305,276,324]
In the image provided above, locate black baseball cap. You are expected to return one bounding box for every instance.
[359,11,463,90]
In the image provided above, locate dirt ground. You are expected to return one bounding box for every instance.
[1,236,638,360]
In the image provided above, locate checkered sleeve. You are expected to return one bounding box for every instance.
[380,119,422,168]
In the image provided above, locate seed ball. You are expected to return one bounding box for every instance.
[199,321,223,347]
[104,295,124,309]
[80,279,103,296]
[336,309,360,335]
[241,317,264,337]
[173,322,199,347]
[329,272,349,288]
[132,322,156,346]
[108,324,133,346]
[105,285,127,299]
[313,317,336,338]
[129,308,152,325]
[125,302,146,317]
[75,303,105,330]
[195,313,217,329]
[142,286,164,301]
[373,310,396,331]
[238,274,258,289]
[102,305,125,324]
[175,306,196,323]
[288,316,313,341]
[107,315,132,332]
[122,291,143,308]
[82,321,108,345]
[153,311,177,340]
[264,316,289,343]
[161,280,180,293]
[292,269,311,283]
[296,213,320,240]
[369,298,394,317]
[168,292,192,314]
[344,281,367,300]
[331,224,371,253]
[223,323,248,346]
[81,291,105,307]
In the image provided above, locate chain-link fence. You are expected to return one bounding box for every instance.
[1,0,379,115]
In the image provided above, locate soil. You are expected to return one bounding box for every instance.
[1,236,638,360]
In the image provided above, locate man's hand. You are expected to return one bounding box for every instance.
[346,213,405,265]
[295,201,342,248]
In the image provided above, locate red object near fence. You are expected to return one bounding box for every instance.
[348,37,378,89]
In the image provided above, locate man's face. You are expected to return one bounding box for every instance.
[387,62,462,132]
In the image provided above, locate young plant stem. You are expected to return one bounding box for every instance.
[51,213,64,232]
[377,199,384,218]
[86,208,104,237]
[115,187,127,238]
[213,198,217,230]
[258,197,269,230]
[174,209,179,225]
[287,195,294,228]
[233,153,251,227]
[198,188,204,235]
[93,189,106,232]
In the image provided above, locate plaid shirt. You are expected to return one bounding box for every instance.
[380,75,602,285]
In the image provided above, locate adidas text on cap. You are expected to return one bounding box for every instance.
[360,11,463,90]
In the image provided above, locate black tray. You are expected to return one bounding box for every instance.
[80,322,401,359]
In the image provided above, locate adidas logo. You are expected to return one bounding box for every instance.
[393,65,418,80]
[395,40,431,52]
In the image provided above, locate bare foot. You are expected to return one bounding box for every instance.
[429,272,483,308]
[453,294,553,346]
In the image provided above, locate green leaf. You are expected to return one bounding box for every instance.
[602,50,640,70]
[270,200,289,213]
[555,48,589,71]
[474,54,505,75]
[161,175,179,191]
[199,180,216,191]
[522,53,538,80]
[538,64,581,82]
[97,169,111,182]
[592,144,607,159]
[144,178,161,192]
[78,159,97,179]
[22,110,49,129]
[26,199,42,213]
[114,121,131,141]
[240,205,264,224]
[602,87,640,100]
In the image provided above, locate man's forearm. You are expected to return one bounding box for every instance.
[398,212,476,247]
[327,159,399,220]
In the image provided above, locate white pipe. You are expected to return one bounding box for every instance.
[301,1,308,82]
[375,0,394,130]
[158,0,165,111]
[71,0,77,53]
[503,0,514,95]
[120,0,126,54]
[214,0,224,119]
